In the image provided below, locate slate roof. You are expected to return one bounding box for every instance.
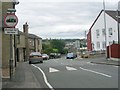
[28,34,42,39]
[18,31,42,39]
[106,10,120,23]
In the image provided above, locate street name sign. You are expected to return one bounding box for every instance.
[4,14,18,28]
[4,28,18,34]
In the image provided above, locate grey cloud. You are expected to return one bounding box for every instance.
[16,1,119,39]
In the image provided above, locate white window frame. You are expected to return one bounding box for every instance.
[96,42,100,49]
[96,29,100,37]
[109,28,113,36]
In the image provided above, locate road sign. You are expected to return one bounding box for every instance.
[4,14,18,28]
[4,28,18,34]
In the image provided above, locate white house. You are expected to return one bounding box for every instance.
[88,10,119,51]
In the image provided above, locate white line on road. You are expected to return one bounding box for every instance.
[113,66,119,68]
[79,67,112,78]
[86,62,96,65]
[32,64,54,90]
[66,66,77,71]
[49,67,59,73]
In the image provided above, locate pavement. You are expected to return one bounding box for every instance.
[2,62,42,89]
[79,54,120,66]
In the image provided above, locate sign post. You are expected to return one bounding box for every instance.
[4,12,18,79]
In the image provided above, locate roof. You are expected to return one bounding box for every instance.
[28,34,42,39]
[18,31,42,39]
[105,10,120,23]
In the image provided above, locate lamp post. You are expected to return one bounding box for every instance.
[103,0,107,59]
[117,10,120,44]
[118,1,120,44]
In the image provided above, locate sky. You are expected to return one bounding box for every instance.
[15,0,120,39]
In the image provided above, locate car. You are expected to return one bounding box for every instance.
[81,51,90,58]
[29,52,43,64]
[66,53,76,59]
[42,54,49,60]
[49,53,57,59]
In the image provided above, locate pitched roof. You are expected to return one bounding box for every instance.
[28,34,42,39]
[18,30,42,39]
[105,10,120,23]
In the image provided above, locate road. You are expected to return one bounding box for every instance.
[30,56,118,89]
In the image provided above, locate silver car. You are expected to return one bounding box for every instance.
[29,52,43,64]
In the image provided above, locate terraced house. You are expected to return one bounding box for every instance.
[16,23,42,62]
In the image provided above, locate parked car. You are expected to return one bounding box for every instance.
[56,53,61,58]
[66,53,76,59]
[49,53,57,59]
[81,51,90,58]
[42,54,49,60]
[29,52,43,64]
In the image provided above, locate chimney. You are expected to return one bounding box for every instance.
[23,22,28,34]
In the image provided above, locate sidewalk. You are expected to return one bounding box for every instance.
[84,54,120,66]
[90,58,120,66]
[2,62,42,88]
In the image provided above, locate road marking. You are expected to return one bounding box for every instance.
[113,66,119,68]
[49,67,59,73]
[31,64,54,90]
[79,67,112,78]
[66,66,77,71]
[87,62,96,65]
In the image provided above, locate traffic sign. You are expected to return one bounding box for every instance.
[4,28,18,34]
[4,14,18,28]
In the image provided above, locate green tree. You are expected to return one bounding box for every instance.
[50,39,65,53]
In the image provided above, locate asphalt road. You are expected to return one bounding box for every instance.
[30,56,118,89]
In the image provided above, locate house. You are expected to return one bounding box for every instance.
[87,10,119,51]
[28,34,42,53]
[87,10,120,61]
[16,31,26,62]
[16,23,42,62]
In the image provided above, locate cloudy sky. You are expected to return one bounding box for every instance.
[16,0,119,39]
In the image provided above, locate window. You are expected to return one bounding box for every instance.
[102,41,106,49]
[102,29,106,36]
[109,41,113,45]
[96,42,100,49]
[96,29,100,37]
[109,28,113,35]
[17,35,20,44]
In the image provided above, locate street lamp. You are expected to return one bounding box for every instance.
[117,10,120,44]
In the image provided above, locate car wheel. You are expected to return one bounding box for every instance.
[29,61,31,64]
[40,61,43,63]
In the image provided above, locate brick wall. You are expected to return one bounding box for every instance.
[111,44,120,58]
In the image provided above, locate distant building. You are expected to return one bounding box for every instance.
[73,40,80,49]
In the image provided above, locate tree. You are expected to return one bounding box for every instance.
[42,39,66,54]
[50,39,65,53]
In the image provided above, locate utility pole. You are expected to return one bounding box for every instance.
[103,0,107,59]
[118,1,120,44]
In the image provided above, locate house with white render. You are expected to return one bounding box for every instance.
[87,10,120,60]
[87,10,119,51]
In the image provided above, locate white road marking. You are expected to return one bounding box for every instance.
[66,66,77,71]
[32,64,54,90]
[79,67,112,78]
[113,66,119,68]
[87,62,96,65]
[49,67,59,73]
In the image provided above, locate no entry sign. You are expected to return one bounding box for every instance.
[4,14,18,28]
